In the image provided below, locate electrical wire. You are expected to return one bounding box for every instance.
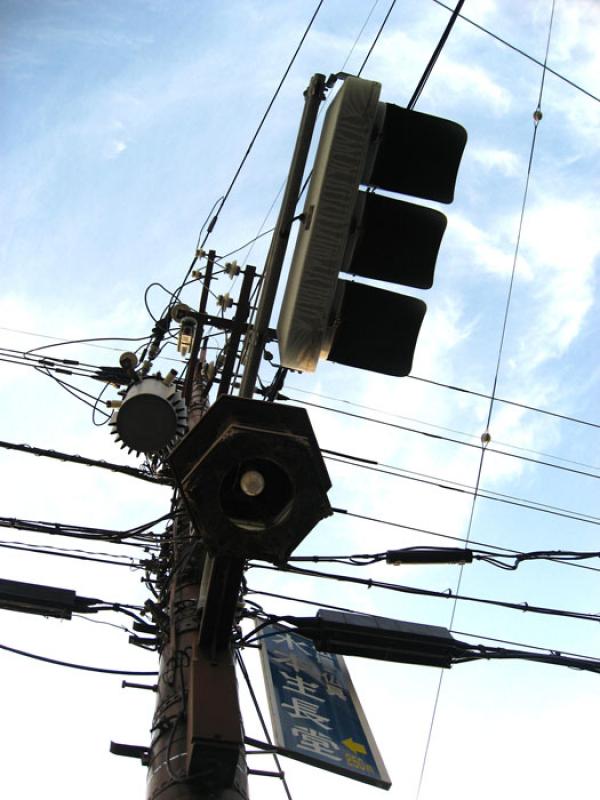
[0,513,171,543]
[407,0,465,109]
[431,0,600,104]
[332,507,600,576]
[35,367,112,419]
[450,629,599,661]
[408,374,600,431]
[0,325,141,355]
[288,545,600,572]
[0,353,98,380]
[255,618,600,675]
[0,439,173,485]
[282,385,600,469]
[324,452,600,528]
[357,0,397,75]
[0,350,129,388]
[216,0,385,280]
[197,0,325,252]
[219,228,276,262]
[0,535,152,558]
[72,613,132,633]
[0,540,144,569]
[324,444,600,502]
[0,642,157,676]
[288,397,600,481]
[416,9,558,793]
[92,381,111,427]
[244,588,600,664]
[339,0,381,74]
[0,345,101,371]
[23,334,153,357]
[250,562,600,624]
[451,645,600,674]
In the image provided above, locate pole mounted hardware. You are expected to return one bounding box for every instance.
[110,741,150,765]
[277,74,467,377]
[169,395,332,565]
[0,577,82,619]
[290,610,461,668]
[109,376,187,456]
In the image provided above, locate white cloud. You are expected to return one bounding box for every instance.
[434,56,513,115]
[351,22,512,115]
[518,196,599,367]
[471,146,521,176]
[449,213,533,280]
[106,139,127,159]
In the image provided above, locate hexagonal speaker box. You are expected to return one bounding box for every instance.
[168,396,332,564]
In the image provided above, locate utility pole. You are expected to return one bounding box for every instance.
[146,258,254,800]
[145,73,328,799]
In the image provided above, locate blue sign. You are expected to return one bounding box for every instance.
[258,623,391,790]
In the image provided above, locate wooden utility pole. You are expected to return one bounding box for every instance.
[146,73,327,799]
[146,262,253,800]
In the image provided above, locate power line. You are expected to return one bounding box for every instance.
[431,0,600,104]
[332,506,600,564]
[408,374,600,431]
[198,0,325,250]
[0,439,172,485]
[35,367,111,419]
[282,385,600,470]
[450,628,597,661]
[0,513,169,543]
[0,349,129,388]
[357,0,397,75]
[0,642,158,676]
[416,5,558,792]
[22,334,153,357]
[288,545,600,572]
[339,0,382,73]
[332,507,600,577]
[407,0,465,109]
[324,452,600,528]
[251,562,600,624]
[288,397,600,485]
[277,393,600,466]
[0,540,144,569]
[218,0,387,273]
[219,228,276,261]
[244,588,600,663]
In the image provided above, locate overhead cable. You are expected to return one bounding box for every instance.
[0,642,158,676]
[407,0,465,108]
[0,440,172,485]
[0,541,143,569]
[244,588,600,664]
[431,0,600,104]
[288,398,600,482]
[198,0,325,250]
[251,562,600,624]
[325,453,600,527]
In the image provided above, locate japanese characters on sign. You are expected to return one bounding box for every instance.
[258,623,391,790]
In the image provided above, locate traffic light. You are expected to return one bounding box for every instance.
[277,75,467,377]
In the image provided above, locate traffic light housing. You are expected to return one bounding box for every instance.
[277,75,467,377]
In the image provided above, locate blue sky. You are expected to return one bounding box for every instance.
[1,1,599,799]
